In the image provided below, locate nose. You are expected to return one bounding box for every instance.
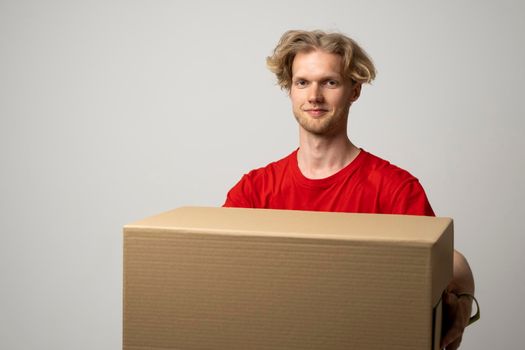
[307,83,324,104]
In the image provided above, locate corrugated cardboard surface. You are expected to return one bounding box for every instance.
[123,207,453,350]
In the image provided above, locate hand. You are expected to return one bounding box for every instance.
[440,290,472,349]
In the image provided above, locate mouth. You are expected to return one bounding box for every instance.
[304,108,328,117]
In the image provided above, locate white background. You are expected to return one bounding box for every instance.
[1,0,524,348]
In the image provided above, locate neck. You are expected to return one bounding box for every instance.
[297,128,360,179]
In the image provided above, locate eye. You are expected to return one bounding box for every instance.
[294,79,308,88]
[324,79,339,88]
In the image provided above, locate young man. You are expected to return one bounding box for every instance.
[224,30,475,349]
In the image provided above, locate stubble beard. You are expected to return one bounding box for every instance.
[293,108,349,137]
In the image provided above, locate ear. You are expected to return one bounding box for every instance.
[349,83,362,102]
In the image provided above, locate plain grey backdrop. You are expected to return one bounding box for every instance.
[1,0,524,348]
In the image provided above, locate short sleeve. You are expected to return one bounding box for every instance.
[223,174,254,208]
[390,179,435,216]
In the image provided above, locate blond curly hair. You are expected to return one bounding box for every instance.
[266,30,376,91]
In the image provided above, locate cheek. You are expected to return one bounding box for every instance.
[290,93,304,107]
[333,92,351,107]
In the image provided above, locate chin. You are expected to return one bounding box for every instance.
[302,123,334,136]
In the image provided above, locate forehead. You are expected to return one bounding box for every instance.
[291,50,344,78]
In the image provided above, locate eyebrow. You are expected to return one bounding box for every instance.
[292,74,342,82]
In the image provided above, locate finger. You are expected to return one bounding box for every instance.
[444,290,458,305]
[444,335,462,350]
[441,326,462,349]
[441,293,459,348]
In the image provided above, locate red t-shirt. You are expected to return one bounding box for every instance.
[224,149,434,216]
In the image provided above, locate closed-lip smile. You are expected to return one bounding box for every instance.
[304,108,328,117]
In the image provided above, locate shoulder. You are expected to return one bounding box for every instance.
[359,150,417,184]
[223,150,296,208]
[358,150,434,216]
[243,150,294,183]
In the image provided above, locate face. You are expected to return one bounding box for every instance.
[290,50,361,137]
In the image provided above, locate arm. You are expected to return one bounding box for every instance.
[392,181,477,348]
[441,250,476,349]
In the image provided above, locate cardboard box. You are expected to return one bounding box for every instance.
[123,207,453,350]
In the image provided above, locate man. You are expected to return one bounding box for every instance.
[224,30,475,349]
